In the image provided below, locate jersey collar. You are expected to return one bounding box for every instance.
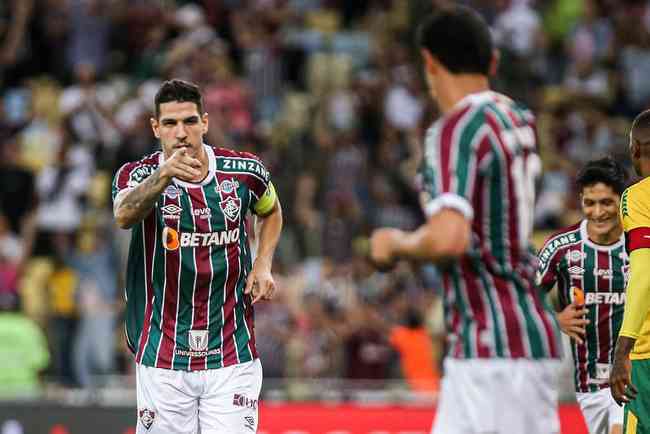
[580,219,625,252]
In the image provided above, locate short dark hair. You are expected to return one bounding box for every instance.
[154,79,203,119]
[631,109,650,145]
[576,157,628,196]
[416,6,493,75]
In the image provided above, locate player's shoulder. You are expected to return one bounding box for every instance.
[538,222,583,261]
[212,146,270,182]
[623,177,650,203]
[113,151,161,186]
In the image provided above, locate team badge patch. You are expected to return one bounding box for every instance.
[220,198,241,222]
[164,185,180,199]
[216,179,239,194]
[139,408,155,430]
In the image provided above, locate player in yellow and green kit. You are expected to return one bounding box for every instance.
[610,109,650,433]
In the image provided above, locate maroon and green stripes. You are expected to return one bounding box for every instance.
[117,146,265,372]
[537,221,627,393]
[423,91,560,360]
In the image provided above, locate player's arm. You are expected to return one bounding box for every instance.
[537,244,589,344]
[370,207,471,266]
[611,187,649,405]
[245,183,283,303]
[114,149,202,229]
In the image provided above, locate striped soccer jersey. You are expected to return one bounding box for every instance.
[419,90,561,360]
[537,220,628,392]
[112,144,273,371]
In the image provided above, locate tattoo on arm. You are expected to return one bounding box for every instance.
[115,169,170,228]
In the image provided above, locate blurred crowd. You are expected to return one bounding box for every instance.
[0,0,647,399]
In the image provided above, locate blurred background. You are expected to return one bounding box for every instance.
[0,0,645,432]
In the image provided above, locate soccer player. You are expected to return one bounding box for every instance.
[537,157,628,434]
[369,6,561,434]
[610,109,650,433]
[112,79,282,434]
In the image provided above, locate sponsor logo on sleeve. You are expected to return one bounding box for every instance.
[127,165,155,188]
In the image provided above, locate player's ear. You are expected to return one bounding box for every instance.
[420,49,439,76]
[631,139,641,160]
[202,112,209,135]
[150,117,160,139]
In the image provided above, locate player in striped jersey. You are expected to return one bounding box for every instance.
[610,110,650,433]
[369,6,561,434]
[112,80,283,434]
[537,158,629,434]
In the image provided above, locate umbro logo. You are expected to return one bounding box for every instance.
[568,266,584,276]
[161,204,182,215]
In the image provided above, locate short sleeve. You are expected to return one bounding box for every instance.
[536,236,561,291]
[239,152,276,216]
[111,160,157,203]
[621,186,650,251]
[418,112,487,220]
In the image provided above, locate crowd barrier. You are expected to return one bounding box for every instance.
[0,402,588,434]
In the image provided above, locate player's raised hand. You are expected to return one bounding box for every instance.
[160,147,203,182]
[369,228,403,271]
[245,261,276,304]
[556,302,590,344]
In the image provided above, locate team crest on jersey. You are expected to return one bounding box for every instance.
[164,185,180,200]
[188,330,209,352]
[216,179,239,194]
[139,408,155,430]
[220,197,241,222]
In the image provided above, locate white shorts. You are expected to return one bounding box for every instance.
[432,358,560,434]
[576,387,623,434]
[136,359,263,434]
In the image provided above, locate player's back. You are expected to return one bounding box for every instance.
[420,91,560,360]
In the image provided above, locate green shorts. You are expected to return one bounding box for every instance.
[624,359,650,434]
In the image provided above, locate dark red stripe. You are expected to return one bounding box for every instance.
[597,250,611,364]
[136,212,157,363]
[188,188,212,370]
[459,259,491,357]
[492,275,525,357]
[215,172,241,366]
[157,193,181,369]
[439,106,473,192]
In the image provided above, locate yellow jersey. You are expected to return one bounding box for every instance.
[620,176,650,359]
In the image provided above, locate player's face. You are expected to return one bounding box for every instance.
[581,182,621,238]
[151,101,208,159]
